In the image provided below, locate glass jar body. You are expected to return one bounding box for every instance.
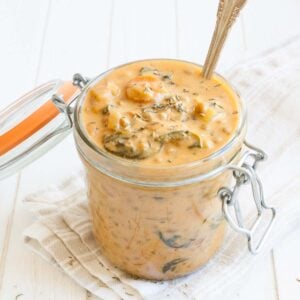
[73,59,246,279]
[74,128,245,280]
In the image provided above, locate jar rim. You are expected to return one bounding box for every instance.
[73,58,246,182]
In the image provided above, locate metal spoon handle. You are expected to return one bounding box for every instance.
[203,0,247,79]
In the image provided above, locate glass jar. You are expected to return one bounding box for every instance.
[0,59,276,281]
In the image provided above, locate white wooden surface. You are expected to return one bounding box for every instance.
[0,0,299,299]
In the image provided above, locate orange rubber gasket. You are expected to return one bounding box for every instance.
[0,81,79,156]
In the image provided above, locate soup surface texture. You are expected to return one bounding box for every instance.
[82,60,239,165]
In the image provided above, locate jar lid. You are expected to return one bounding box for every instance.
[0,80,79,180]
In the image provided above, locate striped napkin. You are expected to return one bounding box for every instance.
[24,36,300,300]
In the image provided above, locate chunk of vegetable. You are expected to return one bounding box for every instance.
[200,107,216,122]
[103,132,160,159]
[194,97,206,114]
[193,97,216,122]
[106,82,120,97]
[107,111,121,130]
[119,116,130,128]
[126,75,167,102]
[88,82,119,113]
[156,130,202,149]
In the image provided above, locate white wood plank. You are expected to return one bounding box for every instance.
[241,0,300,57]
[0,175,19,284]
[109,0,177,67]
[10,0,114,196]
[0,175,18,252]
[231,255,277,300]
[0,0,50,110]
[0,174,86,300]
[0,0,113,299]
[176,0,246,72]
[273,228,300,300]
[37,0,114,83]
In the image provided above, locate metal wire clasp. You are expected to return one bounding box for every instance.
[218,142,276,254]
[73,73,90,89]
[51,94,74,133]
[51,73,90,133]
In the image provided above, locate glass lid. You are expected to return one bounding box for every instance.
[0,80,79,180]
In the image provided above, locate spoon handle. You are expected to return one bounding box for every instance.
[203,0,247,79]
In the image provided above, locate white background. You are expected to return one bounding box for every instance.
[0,0,300,299]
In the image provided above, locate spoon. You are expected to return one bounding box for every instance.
[202,0,247,79]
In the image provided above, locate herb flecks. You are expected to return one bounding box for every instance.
[208,100,224,110]
[166,96,186,112]
[162,258,188,273]
[156,130,201,150]
[139,66,160,76]
[158,231,194,248]
[143,103,169,113]
[142,96,186,114]
[161,74,173,81]
[188,141,202,149]
[102,105,111,115]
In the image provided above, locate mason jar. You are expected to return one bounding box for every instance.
[0,59,276,281]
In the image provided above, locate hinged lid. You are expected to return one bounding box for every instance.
[0,80,79,180]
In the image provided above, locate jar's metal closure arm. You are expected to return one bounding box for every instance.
[46,74,91,137]
[218,142,276,254]
[49,74,90,133]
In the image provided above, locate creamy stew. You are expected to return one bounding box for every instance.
[82,60,239,165]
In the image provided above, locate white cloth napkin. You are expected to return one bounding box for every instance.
[24,36,300,300]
